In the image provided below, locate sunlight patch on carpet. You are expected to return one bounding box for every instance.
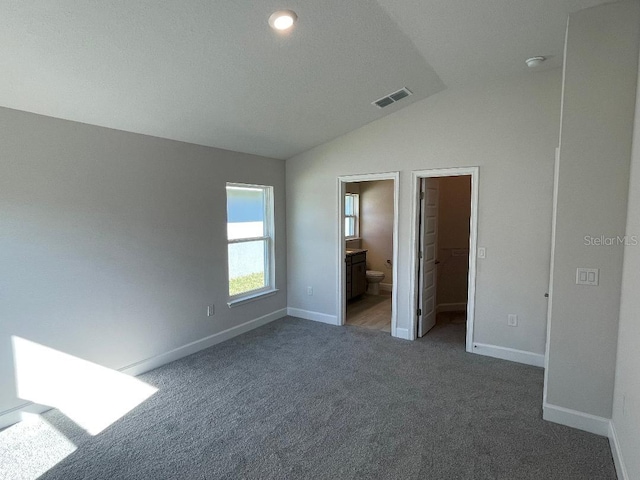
[12,336,158,435]
[0,413,76,480]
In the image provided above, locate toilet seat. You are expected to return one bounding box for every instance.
[366,270,385,278]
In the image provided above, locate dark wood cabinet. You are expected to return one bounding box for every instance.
[346,251,367,299]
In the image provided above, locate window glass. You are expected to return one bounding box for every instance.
[345,193,359,239]
[228,240,267,296]
[227,186,265,240]
[226,184,274,299]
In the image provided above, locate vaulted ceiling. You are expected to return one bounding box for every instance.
[0,0,610,159]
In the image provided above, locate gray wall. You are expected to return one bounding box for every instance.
[611,47,640,480]
[545,1,640,419]
[0,107,287,417]
[287,69,560,353]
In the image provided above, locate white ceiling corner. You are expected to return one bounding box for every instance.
[374,0,613,87]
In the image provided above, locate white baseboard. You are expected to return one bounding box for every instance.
[472,342,545,368]
[542,402,610,436]
[394,327,411,340]
[0,402,52,430]
[121,308,287,376]
[0,308,288,430]
[287,308,339,326]
[609,421,629,480]
[542,405,628,478]
[437,302,467,312]
[379,283,393,292]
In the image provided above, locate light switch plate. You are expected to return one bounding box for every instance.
[576,268,599,286]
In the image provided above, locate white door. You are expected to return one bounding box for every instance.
[418,178,439,337]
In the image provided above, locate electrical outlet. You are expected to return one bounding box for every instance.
[207,305,215,317]
[508,314,518,327]
[307,286,313,296]
[478,247,486,259]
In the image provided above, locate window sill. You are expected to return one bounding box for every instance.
[227,288,279,308]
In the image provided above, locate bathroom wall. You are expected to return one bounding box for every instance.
[437,176,471,309]
[360,180,394,288]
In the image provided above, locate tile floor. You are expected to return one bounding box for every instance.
[346,291,392,332]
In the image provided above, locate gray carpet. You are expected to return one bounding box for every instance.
[5,317,617,479]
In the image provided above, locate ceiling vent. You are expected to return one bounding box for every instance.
[372,88,412,108]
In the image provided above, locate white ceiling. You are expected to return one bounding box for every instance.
[375,0,612,87]
[0,0,611,159]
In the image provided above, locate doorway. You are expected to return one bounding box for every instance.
[410,168,479,351]
[337,173,399,336]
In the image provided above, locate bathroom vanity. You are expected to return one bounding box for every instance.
[346,249,367,300]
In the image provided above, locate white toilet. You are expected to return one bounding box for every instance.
[365,270,385,295]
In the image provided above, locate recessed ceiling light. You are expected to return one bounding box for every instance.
[525,56,546,68]
[269,10,297,31]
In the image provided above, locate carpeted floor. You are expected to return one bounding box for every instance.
[7,317,617,479]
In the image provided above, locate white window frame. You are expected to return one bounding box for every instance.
[226,183,277,307]
[345,193,360,240]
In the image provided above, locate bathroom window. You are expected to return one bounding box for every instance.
[345,193,360,239]
[226,183,276,304]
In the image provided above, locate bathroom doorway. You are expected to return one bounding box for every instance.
[337,173,399,336]
[410,167,479,351]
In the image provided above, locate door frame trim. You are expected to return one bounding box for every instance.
[409,167,479,351]
[337,172,399,337]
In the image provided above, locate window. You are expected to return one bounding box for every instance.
[345,193,360,239]
[226,183,275,302]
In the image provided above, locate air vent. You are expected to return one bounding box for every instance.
[372,87,412,109]
[374,97,394,108]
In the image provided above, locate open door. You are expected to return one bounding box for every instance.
[417,177,439,337]
[411,167,478,349]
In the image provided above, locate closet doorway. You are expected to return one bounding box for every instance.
[410,167,479,351]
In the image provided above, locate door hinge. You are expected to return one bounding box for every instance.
[417,308,422,316]
[420,192,425,200]
[419,251,423,259]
